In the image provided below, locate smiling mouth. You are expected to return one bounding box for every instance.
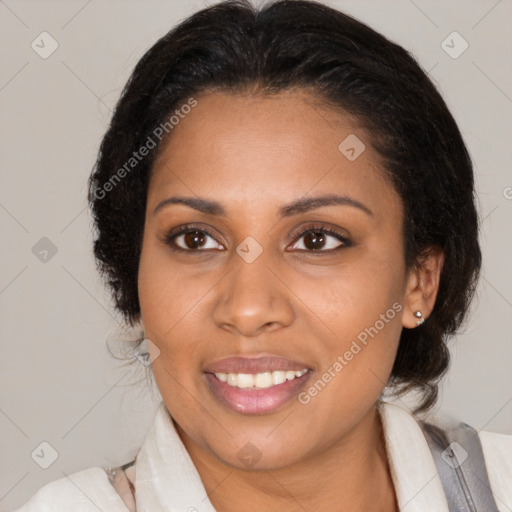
[212,369,309,389]
[204,368,312,415]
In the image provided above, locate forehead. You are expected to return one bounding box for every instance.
[149,90,400,218]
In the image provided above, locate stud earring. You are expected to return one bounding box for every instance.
[413,310,425,326]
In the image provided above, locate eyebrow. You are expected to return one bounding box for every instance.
[153,194,374,217]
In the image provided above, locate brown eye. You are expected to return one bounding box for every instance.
[303,231,327,250]
[291,227,349,252]
[165,226,224,251]
[183,231,207,249]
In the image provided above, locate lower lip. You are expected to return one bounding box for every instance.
[204,372,311,415]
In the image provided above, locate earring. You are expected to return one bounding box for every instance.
[413,310,425,326]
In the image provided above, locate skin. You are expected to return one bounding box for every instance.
[137,89,444,511]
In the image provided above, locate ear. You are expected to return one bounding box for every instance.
[402,246,445,329]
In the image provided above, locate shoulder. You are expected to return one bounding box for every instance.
[14,466,131,512]
[479,429,512,509]
[379,401,512,510]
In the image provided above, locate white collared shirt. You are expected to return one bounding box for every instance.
[15,401,512,511]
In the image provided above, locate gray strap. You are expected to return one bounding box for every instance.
[105,460,137,511]
[420,420,500,512]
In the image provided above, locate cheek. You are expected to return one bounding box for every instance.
[138,242,194,380]
[137,239,226,405]
[138,238,207,336]
[138,249,207,418]
[290,247,405,397]
[291,245,405,338]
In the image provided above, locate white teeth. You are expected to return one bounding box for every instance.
[272,371,287,385]
[236,373,254,388]
[214,369,308,389]
[254,372,273,388]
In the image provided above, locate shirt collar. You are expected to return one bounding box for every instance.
[134,400,448,511]
[379,400,449,512]
[135,402,216,512]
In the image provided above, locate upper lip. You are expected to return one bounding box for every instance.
[204,356,312,374]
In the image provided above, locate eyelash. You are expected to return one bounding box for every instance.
[164,223,352,254]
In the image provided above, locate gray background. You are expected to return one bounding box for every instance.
[1,0,511,510]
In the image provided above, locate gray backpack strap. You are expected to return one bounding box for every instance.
[105,459,137,511]
[420,420,500,512]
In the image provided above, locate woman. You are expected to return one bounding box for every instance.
[16,0,511,511]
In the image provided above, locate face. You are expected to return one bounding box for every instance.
[138,89,417,470]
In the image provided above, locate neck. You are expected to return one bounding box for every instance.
[178,403,398,512]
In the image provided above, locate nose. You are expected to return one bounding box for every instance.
[212,251,296,338]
